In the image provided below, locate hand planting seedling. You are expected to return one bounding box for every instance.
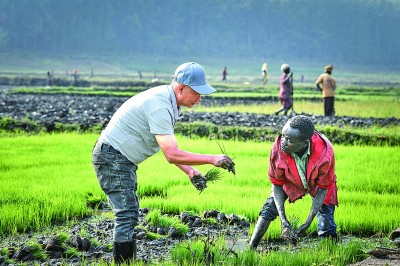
[192,141,236,193]
[216,141,236,175]
[191,168,223,193]
[190,174,208,193]
[192,160,234,194]
[280,226,299,244]
[192,165,234,193]
[191,168,222,193]
[216,156,236,175]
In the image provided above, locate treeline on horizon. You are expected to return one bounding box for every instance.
[0,0,399,67]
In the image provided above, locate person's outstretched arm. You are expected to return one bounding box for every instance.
[156,134,234,168]
[155,134,235,192]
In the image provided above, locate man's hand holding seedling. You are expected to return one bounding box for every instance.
[179,142,235,193]
[215,155,236,175]
[190,174,208,192]
[281,222,299,244]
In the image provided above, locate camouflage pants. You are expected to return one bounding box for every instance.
[92,142,139,242]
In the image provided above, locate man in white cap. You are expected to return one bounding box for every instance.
[92,62,235,264]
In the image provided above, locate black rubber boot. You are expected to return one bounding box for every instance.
[249,217,271,249]
[113,240,137,264]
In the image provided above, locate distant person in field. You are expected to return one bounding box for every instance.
[262,63,269,85]
[72,69,78,86]
[249,115,338,249]
[92,62,235,264]
[222,66,228,82]
[315,64,337,116]
[275,63,293,115]
[47,71,52,86]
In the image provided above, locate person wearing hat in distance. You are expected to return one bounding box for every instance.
[275,63,293,115]
[315,64,337,116]
[92,62,235,264]
[249,115,338,249]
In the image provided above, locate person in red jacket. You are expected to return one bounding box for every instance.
[249,115,338,249]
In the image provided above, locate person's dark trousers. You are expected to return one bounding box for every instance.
[323,97,335,116]
[92,141,139,263]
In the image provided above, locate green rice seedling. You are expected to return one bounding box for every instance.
[145,209,189,235]
[90,238,100,248]
[56,232,70,244]
[104,243,113,252]
[4,259,16,265]
[26,240,48,261]
[146,231,165,240]
[0,247,9,259]
[204,167,223,183]
[202,218,217,225]
[288,215,300,231]
[64,247,79,259]
[171,236,225,265]
[79,227,88,238]
[145,209,167,227]
[173,223,190,236]
[170,235,368,266]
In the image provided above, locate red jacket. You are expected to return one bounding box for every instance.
[268,131,338,206]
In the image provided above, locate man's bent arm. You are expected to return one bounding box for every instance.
[272,184,291,228]
[297,188,328,235]
[175,164,200,179]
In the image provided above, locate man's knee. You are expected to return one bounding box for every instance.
[259,197,279,221]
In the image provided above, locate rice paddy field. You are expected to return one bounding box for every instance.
[0,75,399,265]
[0,133,399,237]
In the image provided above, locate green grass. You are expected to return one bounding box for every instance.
[170,237,367,266]
[190,97,400,118]
[0,133,399,239]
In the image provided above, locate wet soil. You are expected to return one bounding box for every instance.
[1,93,399,132]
